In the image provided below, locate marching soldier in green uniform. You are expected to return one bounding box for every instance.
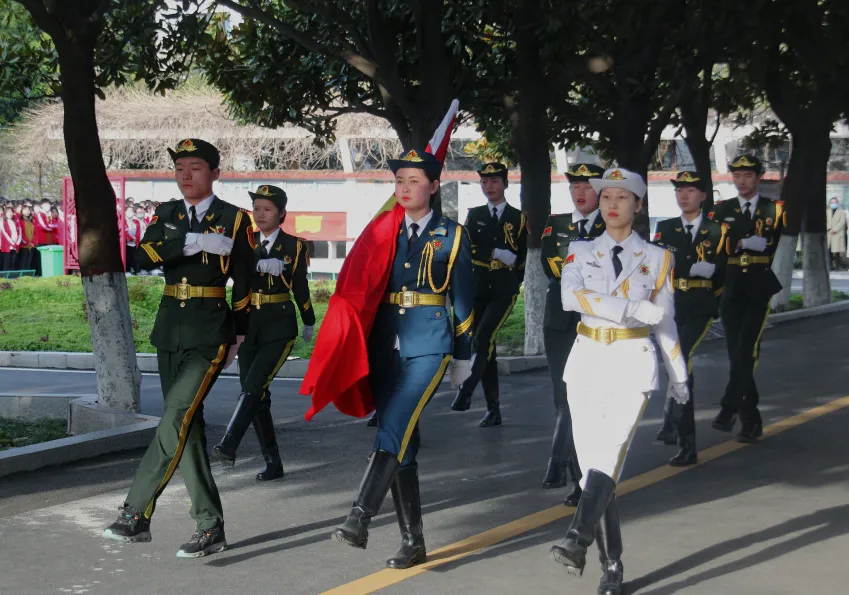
[710,155,785,443]
[212,185,315,481]
[103,139,252,558]
[652,171,727,466]
[540,163,605,505]
[450,162,528,427]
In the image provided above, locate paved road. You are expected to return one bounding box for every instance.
[1,312,849,595]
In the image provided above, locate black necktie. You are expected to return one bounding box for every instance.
[578,219,588,238]
[743,202,752,220]
[189,205,199,232]
[260,239,269,258]
[491,206,499,225]
[685,224,694,243]
[612,245,624,278]
[408,223,420,249]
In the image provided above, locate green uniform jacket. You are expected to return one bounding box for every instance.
[710,197,785,299]
[137,197,252,351]
[652,216,727,319]
[245,228,315,345]
[540,213,606,331]
[465,203,528,298]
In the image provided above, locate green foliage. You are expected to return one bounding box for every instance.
[0,417,67,450]
[0,275,528,358]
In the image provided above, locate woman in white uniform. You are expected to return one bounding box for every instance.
[549,168,689,595]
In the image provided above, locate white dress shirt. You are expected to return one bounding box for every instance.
[737,194,760,215]
[184,194,215,223]
[680,214,703,241]
[573,209,600,235]
[258,228,281,250]
[487,200,508,221]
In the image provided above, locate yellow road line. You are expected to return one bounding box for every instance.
[321,394,849,595]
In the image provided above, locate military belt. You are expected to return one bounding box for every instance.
[250,292,290,309]
[472,259,514,271]
[163,283,226,300]
[383,291,446,308]
[577,322,650,345]
[674,278,713,291]
[728,254,771,267]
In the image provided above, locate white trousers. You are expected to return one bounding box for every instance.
[569,389,650,488]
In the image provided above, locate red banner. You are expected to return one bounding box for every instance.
[62,176,127,272]
[282,212,348,241]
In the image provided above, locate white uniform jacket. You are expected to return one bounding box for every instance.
[560,232,688,393]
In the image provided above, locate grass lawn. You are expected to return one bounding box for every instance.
[0,276,527,357]
[0,417,67,450]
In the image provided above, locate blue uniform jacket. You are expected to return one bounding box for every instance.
[368,213,475,361]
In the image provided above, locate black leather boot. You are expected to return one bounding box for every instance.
[543,406,570,488]
[386,464,427,569]
[212,392,259,466]
[450,389,472,411]
[479,358,502,427]
[669,432,697,467]
[595,497,624,595]
[252,398,284,481]
[551,469,616,575]
[366,412,378,427]
[712,407,737,432]
[333,450,400,549]
[655,396,677,445]
[563,459,583,507]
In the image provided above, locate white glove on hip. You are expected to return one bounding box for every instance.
[186,232,234,256]
[668,381,690,405]
[257,258,285,276]
[492,248,517,267]
[625,300,665,325]
[302,325,314,343]
[225,335,244,369]
[740,235,768,252]
[450,358,472,389]
[688,261,716,279]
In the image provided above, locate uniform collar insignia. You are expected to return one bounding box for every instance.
[633,251,642,257]
[701,229,708,234]
[675,227,683,232]
[178,213,185,220]
[594,223,602,228]
[597,251,605,258]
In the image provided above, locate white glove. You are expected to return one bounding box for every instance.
[225,335,244,369]
[492,248,517,266]
[257,258,285,276]
[668,381,690,405]
[740,235,768,252]
[183,234,203,256]
[186,232,234,256]
[450,359,472,389]
[688,261,716,279]
[625,300,665,325]
[302,325,314,343]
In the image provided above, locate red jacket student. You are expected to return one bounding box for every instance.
[34,201,58,246]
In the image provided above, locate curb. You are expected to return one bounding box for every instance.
[0,419,159,478]
[767,299,849,324]
[0,352,547,378]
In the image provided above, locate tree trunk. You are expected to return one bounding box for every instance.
[513,0,550,355]
[612,105,652,237]
[770,234,796,312]
[686,134,714,208]
[56,34,140,411]
[801,232,831,307]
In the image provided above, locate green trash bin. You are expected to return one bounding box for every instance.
[37,245,65,278]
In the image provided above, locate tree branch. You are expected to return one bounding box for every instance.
[15,0,62,38]
[217,0,381,81]
[642,84,683,165]
[362,0,414,115]
[281,0,371,59]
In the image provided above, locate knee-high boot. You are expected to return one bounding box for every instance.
[479,357,502,427]
[386,464,426,569]
[252,397,284,481]
[213,392,259,465]
[333,450,400,549]
[550,469,616,575]
[595,496,624,595]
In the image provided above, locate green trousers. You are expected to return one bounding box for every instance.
[238,336,296,397]
[126,343,228,531]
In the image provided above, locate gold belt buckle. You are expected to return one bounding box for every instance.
[739,254,751,267]
[399,291,416,308]
[599,327,616,345]
[175,282,191,301]
[679,279,689,291]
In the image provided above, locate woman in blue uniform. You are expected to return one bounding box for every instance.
[332,148,475,570]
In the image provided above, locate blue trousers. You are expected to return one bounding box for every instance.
[371,351,452,466]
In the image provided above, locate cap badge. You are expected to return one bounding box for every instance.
[175,139,197,153]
